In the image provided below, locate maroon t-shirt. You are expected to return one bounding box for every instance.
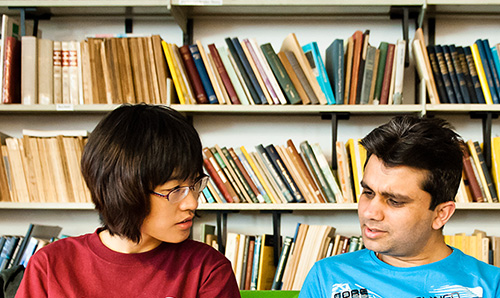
[16,229,240,298]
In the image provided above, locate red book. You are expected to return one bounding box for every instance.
[179,45,208,104]
[207,44,241,104]
[203,147,239,203]
[463,146,484,202]
[2,36,21,104]
[379,43,395,105]
[203,158,234,203]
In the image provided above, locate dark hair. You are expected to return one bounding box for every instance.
[360,115,463,210]
[81,104,203,243]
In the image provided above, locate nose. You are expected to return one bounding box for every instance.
[359,195,384,221]
[179,189,199,211]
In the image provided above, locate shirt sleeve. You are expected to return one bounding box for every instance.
[198,260,241,298]
[15,251,49,298]
[299,263,324,298]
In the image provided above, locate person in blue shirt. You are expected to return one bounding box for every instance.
[300,115,500,298]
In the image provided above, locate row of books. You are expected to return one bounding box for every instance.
[413,28,500,105]
[444,230,500,267]
[0,224,62,271]
[201,223,363,291]
[200,140,365,205]
[0,14,171,106]
[0,130,91,203]
[167,30,407,106]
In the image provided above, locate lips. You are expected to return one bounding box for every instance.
[363,225,386,239]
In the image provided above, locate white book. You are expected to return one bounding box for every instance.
[38,38,54,105]
[412,39,437,105]
[217,46,249,105]
[234,234,247,288]
[21,36,38,105]
[0,15,20,103]
[68,41,79,105]
[392,39,406,105]
[311,143,344,203]
[53,41,63,104]
[225,232,240,272]
[61,41,71,104]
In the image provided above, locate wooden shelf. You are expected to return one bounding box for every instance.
[425,104,500,114]
[0,202,95,210]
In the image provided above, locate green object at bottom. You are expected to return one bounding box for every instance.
[240,290,300,298]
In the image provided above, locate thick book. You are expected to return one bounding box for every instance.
[349,30,363,105]
[260,43,301,105]
[264,144,305,203]
[189,44,218,104]
[442,45,464,103]
[280,33,327,104]
[475,40,498,104]
[21,36,38,105]
[435,45,458,104]
[325,38,344,104]
[481,39,500,103]
[414,28,441,104]
[283,51,319,104]
[300,141,336,203]
[346,138,366,201]
[391,39,406,105]
[222,147,258,203]
[2,36,21,104]
[38,38,54,105]
[218,46,250,105]
[379,43,395,105]
[471,43,494,104]
[271,236,293,290]
[373,42,388,104]
[359,45,376,105]
[179,45,209,104]
[208,44,241,104]
[277,51,310,104]
[463,147,485,203]
[355,30,370,104]
[427,45,449,103]
[472,141,499,203]
[457,46,478,104]
[464,46,486,104]
[302,41,335,104]
[256,234,277,290]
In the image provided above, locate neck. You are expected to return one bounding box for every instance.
[377,240,453,267]
[98,229,161,254]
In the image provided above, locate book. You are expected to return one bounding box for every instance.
[276,145,314,203]
[283,51,318,104]
[203,147,238,203]
[413,39,436,104]
[0,236,20,270]
[244,236,256,290]
[256,234,277,290]
[414,28,440,104]
[229,147,264,203]
[196,40,223,104]
[457,46,478,104]
[240,146,279,204]
[37,38,54,105]
[346,138,366,202]
[11,224,62,267]
[277,51,310,104]
[208,44,241,104]
[250,235,262,290]
[427,45,449,104]
[391,39,406,104]
[235,147,271,203]
[302,41,335,104]
[463,147,485,203]
[349,30,363,105]
[372,42,388,104]
[231,37,265,104]
[450,44,471,103]
[214,145,251,203]
[379,43,395,105]
[239,235,251,289]
[260,43,301,104]
[0,15,21,104]
[355,30,370,104]
[300,141,336,203]
[222,147,258,203]
[481,39,500,103]
[473,41,495,104]
[325,38,344,104]
[251,151,287,204]
[359,45,376,105]
[465,45,486,104]
[443,45,464,103]
[271,236,292,290]
[2,36,22,104]
[189,44,218,104]
[343,36,354,104]
[472,141,498,203]
[180,45,209,104]
[280,33,327,104]
[218,46,250,105]
[435,45,458,104]
[310,143,343,203]
[241,40,273,104]
[21,36,38,105]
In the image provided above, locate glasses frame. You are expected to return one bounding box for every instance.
[150,174,209,203]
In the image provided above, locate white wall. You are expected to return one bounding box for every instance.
[1,12,499,240]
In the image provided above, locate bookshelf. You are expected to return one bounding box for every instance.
[1,1,500,288]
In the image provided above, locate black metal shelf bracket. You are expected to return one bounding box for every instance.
[184,18,193,46]
[389,6,422,68]
[470,111,499,170]
[261,210,292,266]
[321,112,350,170]
[125,7,133,33]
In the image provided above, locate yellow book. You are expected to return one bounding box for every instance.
[346,138,366,202]
[241,146,278,204]
[471,43,493,105]
[467,140,493,203]
[256,234,277,290]
[491,137,500,195]
[162,41,185,104]
[170,43,196,104]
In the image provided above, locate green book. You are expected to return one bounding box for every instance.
[260,43,301,104]
[210,147,245,203]
[217,46,250,105]
[373,42,388,103]
[359,45,377,105]
[300,141,336,203]
[222,147,259,203]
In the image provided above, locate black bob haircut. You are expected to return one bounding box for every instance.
[360,115,463,210]
[81,104,203,243]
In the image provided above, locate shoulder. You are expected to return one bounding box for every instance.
[33,233,91,258]
[172,240,230,266]
[315,249,373,268]
[453,248,500,275]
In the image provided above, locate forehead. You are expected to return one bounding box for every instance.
[363,155,430,199]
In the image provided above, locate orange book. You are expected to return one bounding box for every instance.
[349,30,363,105]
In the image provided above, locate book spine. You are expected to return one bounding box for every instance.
[379,43,395,105]
[464,46,486,104]
[457,46,478,103]
[271,236,293,290]
[300,141,336,202]
[244,39,279,104]
[476,40,498,104]
[229,148,264,203]
[471,43,493,104]
[474,142,499,203]
[284,51,319,104]
[203,148,238,203]
[332,39,344,104]
[450,44,471,103]
[189,44,218,104]
[217,46,250,105]
[211,147,246,203]
[435,45,458,104]
[207,44,241,104]
[349,30,363,105]
[180,45,209,104]
[222,147,259,203]
[250,235,262,290]
[462,151,484,203]
[231,37,265,104]
[442,45,464,103]
[303,42,336,104]
[427,45,449,103]
[482,39,500,103]
[373,42,388,104]
[265,144,304,203]
[359,46,376,105]
[2,37,21,104]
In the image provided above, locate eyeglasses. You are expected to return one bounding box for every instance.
[151,174,209,203]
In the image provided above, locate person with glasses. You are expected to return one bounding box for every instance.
[16,104,240,298]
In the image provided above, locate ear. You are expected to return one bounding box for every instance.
[432,201,456,230]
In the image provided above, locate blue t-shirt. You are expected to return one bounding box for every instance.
[299,248,500,298]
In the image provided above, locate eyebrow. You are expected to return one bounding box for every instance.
[360,180,414,202]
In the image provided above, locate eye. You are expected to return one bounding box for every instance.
[388,198,404,207]
[361,188,374,198]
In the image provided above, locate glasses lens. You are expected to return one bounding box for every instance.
[194,176,209,193]
[168,187,189,203]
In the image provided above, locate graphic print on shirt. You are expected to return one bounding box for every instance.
[330,283,382,298]
[422,285,484,298]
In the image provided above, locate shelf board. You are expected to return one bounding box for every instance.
[1,202,499,211]
[0,104,121,113]
[0,202,95,210]
[425,104,500,113]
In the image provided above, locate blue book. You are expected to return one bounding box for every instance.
[449,45,471,104]
[0,236,20,270]
[250,235,262,290]
[434,45,456,103]
[302,42,336,104]
[325,39,344,104]
[202,187,215,203]
[207,175,227,203]
[483,39,500,103]
[464,46,486,104]
[188,44,218,104]
[231,37,266,104]
[491,46,500,103]
[476,39,499,104]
